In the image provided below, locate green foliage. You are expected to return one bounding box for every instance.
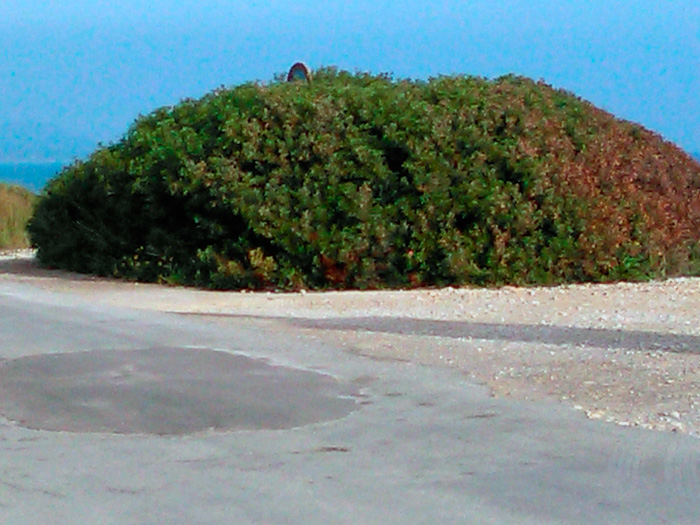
[0,183,35,250]
[29,69,700,289]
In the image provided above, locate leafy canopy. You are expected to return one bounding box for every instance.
[29,68,700,289]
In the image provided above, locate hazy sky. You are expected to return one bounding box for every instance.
[1,0,698,162]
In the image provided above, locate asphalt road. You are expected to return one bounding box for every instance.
[1,278,700,524]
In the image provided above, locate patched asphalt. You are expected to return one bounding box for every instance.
[2,278,700,524]
[0,347,357,435]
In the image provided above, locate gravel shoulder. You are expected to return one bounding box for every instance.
[2,250,699,437]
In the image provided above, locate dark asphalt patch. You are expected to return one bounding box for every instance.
[285,317,700,354]
[0,348,358,435]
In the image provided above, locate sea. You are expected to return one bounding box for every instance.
[0,162,66,193]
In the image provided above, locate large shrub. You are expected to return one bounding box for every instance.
[29,69,700,289]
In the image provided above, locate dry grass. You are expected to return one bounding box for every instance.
[0,183,35,250]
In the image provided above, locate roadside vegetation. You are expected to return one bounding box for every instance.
[0,183,35,250]
[29,68,700,289]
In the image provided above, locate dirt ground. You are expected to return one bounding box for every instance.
[2,249,699,437]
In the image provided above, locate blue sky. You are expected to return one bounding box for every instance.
[1,0,698,162]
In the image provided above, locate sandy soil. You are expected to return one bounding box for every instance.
[2,249,699,437]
